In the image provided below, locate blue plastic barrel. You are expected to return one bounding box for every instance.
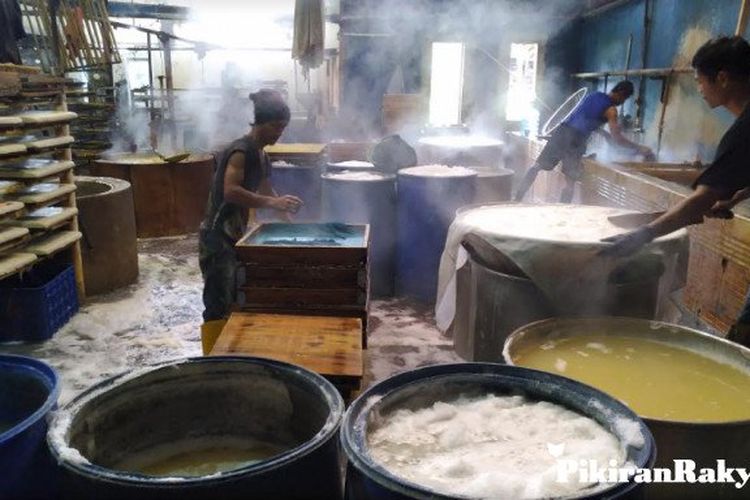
[264,162,322,222]
[341,363,656,500]
[48,356,345,500]
[0,354,60,500]
[326,161,376,175]
[322,171,396,297]
[396,166,476,302]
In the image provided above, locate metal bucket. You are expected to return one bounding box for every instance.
[48,357,344,500]
[453,239,663,361]
[0,354,60,500]
[341,363,655,500]
[75,176,138,296]
[396,166,476,302]
[321,171,396,297]
[466,166,514,204]
[504,317,750,499]
[265,162,322,222]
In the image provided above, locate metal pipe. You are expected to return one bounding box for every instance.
[583,0,637,18]
[573,67,692,78]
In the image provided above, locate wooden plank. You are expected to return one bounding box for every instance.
[235,244,366,266]
[210,312,363,382]
[25,230,82,256]
[0,253,37,280]
[238,286,365,307]
[264,143,327,155]
[239,263,363,288]
[0,73,21,97]
[0,201,24,217]
[234,304,369,348]
[5,207,78,230]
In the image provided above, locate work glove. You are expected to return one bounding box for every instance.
[599,227,655,257]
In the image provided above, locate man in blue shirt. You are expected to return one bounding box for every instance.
[514,81,654,203]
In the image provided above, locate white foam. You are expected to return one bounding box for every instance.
[368,394,626,499]
[330,160,374,168]
[399,165,476,178]
[326,171,389,181]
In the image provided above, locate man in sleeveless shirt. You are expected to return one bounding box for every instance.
[602,37,750,348]
[514,81,654,203]
[199,90,303,321]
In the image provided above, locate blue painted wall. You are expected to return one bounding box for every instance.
[564,0,745,161]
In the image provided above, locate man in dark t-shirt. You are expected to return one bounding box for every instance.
[199,90,303,322]
[602,36,750,347]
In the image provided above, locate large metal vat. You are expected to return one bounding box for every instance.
[48,356,344,500]
[505,317,750,500]
[92,152,214,238]
[417,136,503,168]
[321,171,396,297]
[342,363,655,500]
[453,239,663,361]
[396,166,476,302]
[75,176,138,296]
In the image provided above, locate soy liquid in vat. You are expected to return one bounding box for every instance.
[116,438,290,477]
[512,334,750,423]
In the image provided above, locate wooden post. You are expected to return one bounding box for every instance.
[737,0,750,36]
[57,84,86,300]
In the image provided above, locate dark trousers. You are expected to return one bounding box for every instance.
[199,229,238,322]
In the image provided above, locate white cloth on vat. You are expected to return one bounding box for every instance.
[435,204,687,332]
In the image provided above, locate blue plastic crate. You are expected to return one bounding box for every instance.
[0,264,79,343]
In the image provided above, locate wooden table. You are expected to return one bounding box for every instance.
[210,312,364,398]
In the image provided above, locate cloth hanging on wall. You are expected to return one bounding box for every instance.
[292,0,324,79]
[0,0,26,64]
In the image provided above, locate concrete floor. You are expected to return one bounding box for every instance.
[0,234,461,405]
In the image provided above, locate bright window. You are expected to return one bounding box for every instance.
[506,43,539,128]
[429,42,465,127]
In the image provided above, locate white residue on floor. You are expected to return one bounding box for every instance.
[0,234,462,404]
[0,236,204,405]
[365,299,463,387]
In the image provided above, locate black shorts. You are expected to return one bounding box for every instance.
[536,124,588,180]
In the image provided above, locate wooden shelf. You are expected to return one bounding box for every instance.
[0,64,85,299]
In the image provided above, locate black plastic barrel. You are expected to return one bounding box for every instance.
[342,363,656,500]
[321,171,397,297]
[396,166,476,302]
[265,162,322,222]
[0,354,60,500]
[48,357,344,500]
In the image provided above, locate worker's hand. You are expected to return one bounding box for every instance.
[598,227,655,257]
[706,201,735,219]
[639,146,656,161]
[271,195,303,213]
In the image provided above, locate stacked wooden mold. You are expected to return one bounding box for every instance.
[234,223,370,345]
[0,66,83,289]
